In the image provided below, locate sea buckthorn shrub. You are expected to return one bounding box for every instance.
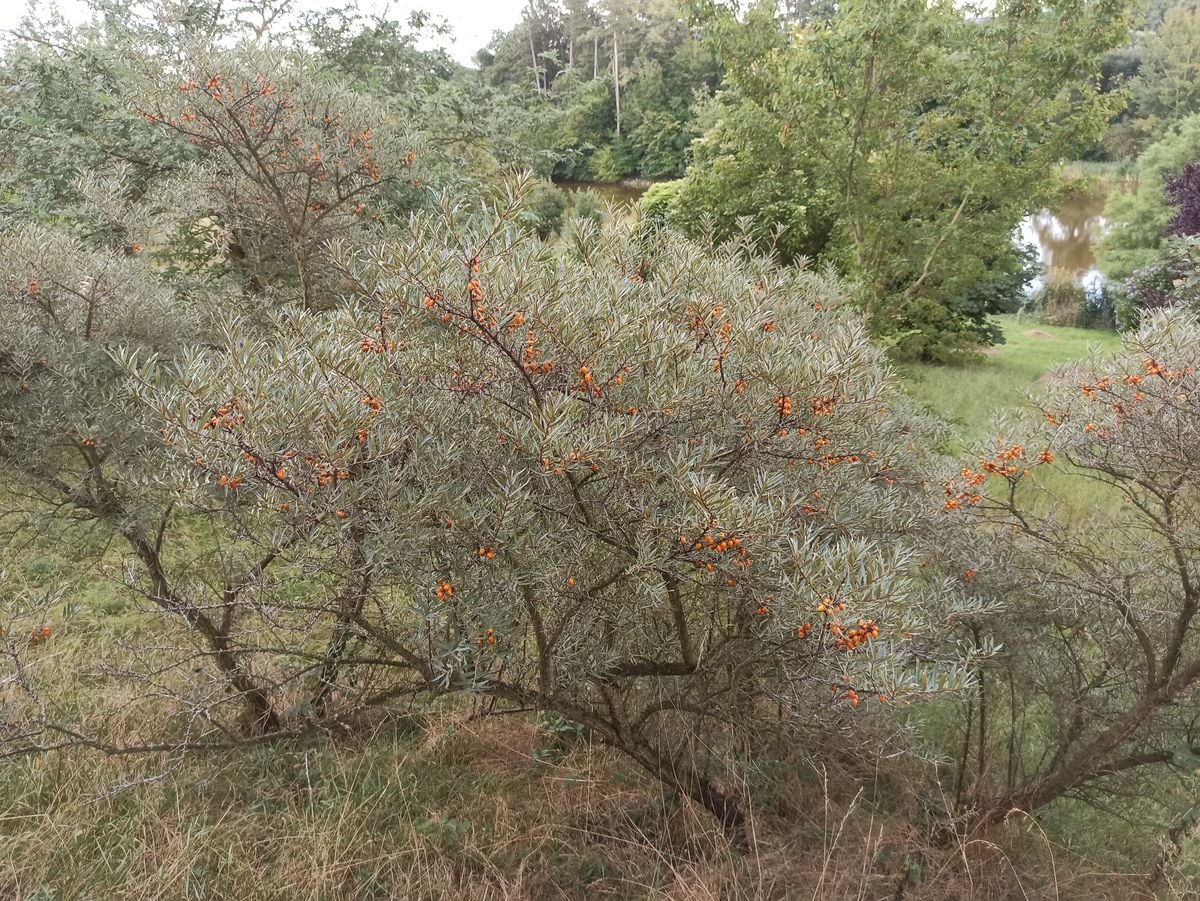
[76,183,976,831]
[935,310,1200,830]
[135,48,422,307]
[0,168,212,496]
[0,169,265,738]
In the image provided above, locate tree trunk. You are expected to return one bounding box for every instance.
[612,31,621,137]
[528,18,541,93]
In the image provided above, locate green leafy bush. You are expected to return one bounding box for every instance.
[586,145,623,183]
[637,179,684,227]
[520,180,567,239]
[566,188,606,226]
[1098,114,1200,279]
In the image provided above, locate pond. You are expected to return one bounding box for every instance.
[557,180,649,209]
[1019,186,1109,294]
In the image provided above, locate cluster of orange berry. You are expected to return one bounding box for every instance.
[830,618,879,652]
[806,452,864,469]
[1137,357,1195,384]
[313,459,351,488]
[358,337,394,354]
[795,622,813,639]
[982,444,1025,474]
[810,396,837,417]
[522,332,553,375]
[27,279,41,296]
[774,394,793,417]
[477,627,497,646]
[477,546,495,560]
[578,364,601,397]
[678,526,750,578]
[684,305,714,334]
[435,581,454,602]
[449,369,488,396]
[28,626,52,644]
[216,473,244,489]
[816,596,846,616]
[200,399,244,432]
[539,448,600,477]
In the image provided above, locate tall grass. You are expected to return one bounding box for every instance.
[897,314,1122,448]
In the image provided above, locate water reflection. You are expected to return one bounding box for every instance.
[1019,189,1108,293]
[559,177,652,205]
[561,180,1111,297]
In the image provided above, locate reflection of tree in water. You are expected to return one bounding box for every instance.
[1025,192,1108,276]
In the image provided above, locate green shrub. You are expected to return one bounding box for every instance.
[567,188,606,226]
[1097,114,1200,279]
[637,179,684,227]
[520,180,567,239]
[1026,271,1118,330]
[587,145,623,183]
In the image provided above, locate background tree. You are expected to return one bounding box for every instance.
[1098,112,1200,278]
[1128,7,1200,141]
[673,0,1135,361]
[477,0,720,181]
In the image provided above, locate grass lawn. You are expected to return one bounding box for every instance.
[897,313,1124,449]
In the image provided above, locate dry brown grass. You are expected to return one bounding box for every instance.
[0,710,1167,900]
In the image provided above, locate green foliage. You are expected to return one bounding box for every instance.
[520,180,568,238]
[1098,113,1200,278]
[1029,272,1118,330]
[480,0,720,181]
[677,0,1136,359]
[586,145,623,182]
[0,38,193,222]
[637,179,684,227]
[567,187,606,226]
[304,7,457,93]
[1128,7,1200,142]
